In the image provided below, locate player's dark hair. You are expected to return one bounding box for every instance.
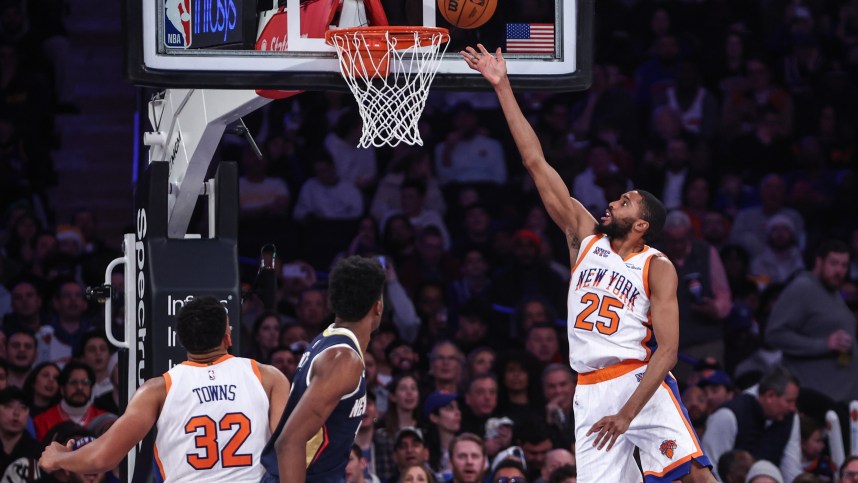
[814,239,849,260]
[328,256,385,322]
[175,296,227,353]
[635,189,667,243]
[758,365,799,396]
[59,361,96,388]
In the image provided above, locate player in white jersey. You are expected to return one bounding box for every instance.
[39,296,290,482]
[462,45,716,483]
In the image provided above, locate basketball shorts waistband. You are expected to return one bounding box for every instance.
[578,360,647,385]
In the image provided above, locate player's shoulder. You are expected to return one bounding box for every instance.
[646,253,677,282]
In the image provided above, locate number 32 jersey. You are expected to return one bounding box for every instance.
[568,234,661,373]
[154,355,270,482]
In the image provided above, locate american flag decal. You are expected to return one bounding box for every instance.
[506,23,555,54]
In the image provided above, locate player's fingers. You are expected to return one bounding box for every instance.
[606,432,619,451]
[65,439,75,449]
[586,420,602,436]
[477,43,491,56]
[496,47,505,60]
[464,46,479,57]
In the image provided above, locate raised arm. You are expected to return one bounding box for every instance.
[39,376,165,474]
[274,347,363,483]
[462,44,597,255]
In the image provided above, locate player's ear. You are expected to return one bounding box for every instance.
[224,324,233,348]
[635,219,650,235]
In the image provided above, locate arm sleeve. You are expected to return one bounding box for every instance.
[779,414,803,483]
[386,281,421,344]
[764,279,830,356]
[708,246,733,319]
[702,408,737,480]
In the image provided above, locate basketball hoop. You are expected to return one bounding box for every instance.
[325,26,450,148]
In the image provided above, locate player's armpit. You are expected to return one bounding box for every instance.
[258,363,291,433]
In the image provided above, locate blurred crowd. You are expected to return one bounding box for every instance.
[3,0,858,482]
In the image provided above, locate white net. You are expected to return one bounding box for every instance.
[327,28,449,148]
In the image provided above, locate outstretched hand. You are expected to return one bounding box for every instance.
[460,44,507,86]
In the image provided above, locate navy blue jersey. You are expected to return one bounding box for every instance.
[261,325,366,482]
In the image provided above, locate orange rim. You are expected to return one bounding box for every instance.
[325,26,450,50]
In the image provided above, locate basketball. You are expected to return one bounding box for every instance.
[437,0,497,29]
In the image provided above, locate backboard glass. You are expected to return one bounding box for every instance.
[125,0,592,91]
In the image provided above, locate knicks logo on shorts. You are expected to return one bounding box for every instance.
[659,440,677,459]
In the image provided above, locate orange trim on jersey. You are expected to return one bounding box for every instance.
[642,451,703,478]
[640,311,653,361]
[662,380,704,452]
[163,373,172,395]
[154,444,166,480]
[572,234,604,273]
[578,360,646,385]
[181,354,234,367]
[642,253,654,297]
[250,359,263,384]
[622,245,649,262]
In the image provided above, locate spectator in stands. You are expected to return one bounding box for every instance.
[26,230,58,281]
[292,148,364,222]
[483,417,514,462]
[267,345,297,379]
[423,391,460,481]
[383,214,417,266]
[450,204,494,258]
[697,369,737,413]
[45,278,92,364]
[490,456,528,483]
[730,174,806,258]
[495,351,543,428]
[766,240,857,403]
[294,287,329,337]
[324,109,377,191]
[398,226,460,299]
[749,215,805,287]
[525,324,561,365]
[490,230,567,319]
[798,415,834,480]
[398,464,436,482]
[541,364,576,450]
[460,372,498,436]
[452,300,491,355]
[371,149,445,224]
[535,449,575,483]
[434,102,507,187]
[0,387,41,480]
[33,361,107,441]
[376,373,422,481]
[92,356,119,415]
[702,366,801,482]
[0,361,6,391]
[682,385,709,436]
[5,329,36,388]
[449,433,486,483]
[639,136,693,211]
[744,460,784,483]
[247,312,281,364]
[447,248,492,323]
[2,280,45,334]
[390,179,450,250]
[465,347,494,382]
[385,340,420,374]
[660,210,732,377]
[75,331,112,400]
[345,443,378,483]
[517,421,553,482]
[572,142,631,217]
[512,296,558,339]
[841,456,858,482]
[716,449,754,483]
[391,427,430,483]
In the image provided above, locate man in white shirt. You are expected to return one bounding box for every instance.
[293,149,364,222]
[434,102,507,186]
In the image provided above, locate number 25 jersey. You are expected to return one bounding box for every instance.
[568,234,661,373]
[154,355,270,482]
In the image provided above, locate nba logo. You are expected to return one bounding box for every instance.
[164,0,192,48]
[208,369,215,380]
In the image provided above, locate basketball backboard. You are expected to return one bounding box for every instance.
[125,0,593,91]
